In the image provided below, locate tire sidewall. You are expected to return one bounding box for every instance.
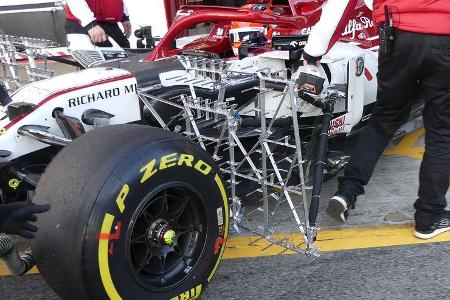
[83,138,228,299]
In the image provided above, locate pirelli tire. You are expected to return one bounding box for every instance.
[31,124,229,300]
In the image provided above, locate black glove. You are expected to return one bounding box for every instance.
[302,51,322,66]
[0,203,50,239]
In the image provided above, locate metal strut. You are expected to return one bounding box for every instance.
[139,55,348,261]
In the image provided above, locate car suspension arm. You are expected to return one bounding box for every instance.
[308,101,335,227]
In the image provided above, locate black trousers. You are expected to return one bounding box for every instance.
[339,29,450,224]
[65,19,130,48]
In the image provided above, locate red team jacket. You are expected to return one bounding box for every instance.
[373,0,450,35]
[304,0,450,58]
[66,0,124,24]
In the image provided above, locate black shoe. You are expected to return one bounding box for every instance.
[327,191,355,223]
[414,212,450,239]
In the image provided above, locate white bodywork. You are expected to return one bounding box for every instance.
[0,68,140,160]
[67,34,128,68]
[160,42,378,134]
[0,41,378,161]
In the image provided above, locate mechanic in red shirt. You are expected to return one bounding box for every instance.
[303,0,450,239]
[65,0,132,48]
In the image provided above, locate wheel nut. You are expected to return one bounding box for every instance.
[162,229,176,246]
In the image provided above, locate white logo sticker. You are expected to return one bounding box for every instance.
[215,28,224,37]
[177,9,194,17]
[217,207,223,226]
[342,17,374,39]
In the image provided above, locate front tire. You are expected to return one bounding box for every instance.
[32,125,229,300]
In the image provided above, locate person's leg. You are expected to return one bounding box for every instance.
[414,87,450,218]
[413,87,450,238]
[413,34,450,238]
[99,23,130,48]
[337,127,393,197]
[328,30,425,221]
[339,31,423,197]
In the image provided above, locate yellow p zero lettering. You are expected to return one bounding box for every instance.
[170,284,202,300]
[190,284,202,300]
[140,159,157,183]
[115,184,129,213]
[194,160,211,175]
[98,213,122,300]
[160,153,178,170]
[178,154,195,167]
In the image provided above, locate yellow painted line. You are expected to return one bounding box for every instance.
[2,225,450,276]
[383,129,425,160]
[222,224,450,259]
[0,266,38,276]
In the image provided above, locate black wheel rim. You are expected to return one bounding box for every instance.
[126,184,208,290]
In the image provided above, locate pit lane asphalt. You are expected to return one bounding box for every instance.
[1,242,450,299]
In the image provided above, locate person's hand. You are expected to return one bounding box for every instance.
[302,51,321,67]
[0,203,50,239]
[121,21,132,39]
[88,25,107,44]
[303,58,321,67]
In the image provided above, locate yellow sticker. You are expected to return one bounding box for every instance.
[8,178,20,190]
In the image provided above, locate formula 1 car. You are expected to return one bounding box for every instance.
[147,0,378,61]
[0,1,423,300]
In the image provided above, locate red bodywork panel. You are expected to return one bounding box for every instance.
[180,23,234,57]
[149,0,376,62]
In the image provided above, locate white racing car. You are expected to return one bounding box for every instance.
[0,32,423,299]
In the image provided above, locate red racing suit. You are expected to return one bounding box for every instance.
[65,0,128,28]
[303,0,450,59]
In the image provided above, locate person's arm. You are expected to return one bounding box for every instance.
[66,0,96,27]
[303,0,359,64]
[123,3,130,21]
[121,2,132,38]
[66,0,107,43]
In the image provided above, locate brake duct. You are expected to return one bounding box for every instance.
[17,125,71,146]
